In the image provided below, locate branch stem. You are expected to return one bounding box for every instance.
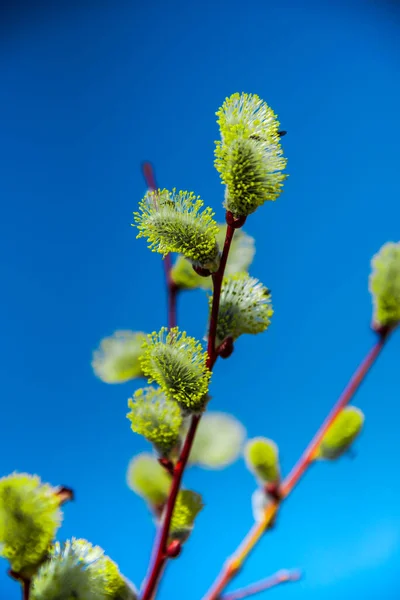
[203,328,393,600]
[22,580,30,600]
[207,222,235,369]
[140,414,201,600]
[222,569,301,600]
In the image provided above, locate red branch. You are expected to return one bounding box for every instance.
[139,167,238,600]
[207,222,235,369]
[203,327,394,600]
[222,569,301,600]
[282,328,392,496]
[8,571,31,600]
[140,415,201,599]
[22,580,30,600]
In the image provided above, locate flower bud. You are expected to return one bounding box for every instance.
[245,438,280,483]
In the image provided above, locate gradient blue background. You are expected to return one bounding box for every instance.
[1,1,399,598]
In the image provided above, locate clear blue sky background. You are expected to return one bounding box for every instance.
[1,1,399,598]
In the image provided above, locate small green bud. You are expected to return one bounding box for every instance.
[187,412,246,469]
[211,273,273,346]
[133,188,220,272]
[317,407,364,460]
[244,438,280,483]
[30,538,138,600]
[127,386,182,457]
[168,490,204,543]
[139,327,211,412]
[369,241,400,328]
[126,454,171,506]
[0,472,62,575]
[92,331,146,384]
[214,93,287,217]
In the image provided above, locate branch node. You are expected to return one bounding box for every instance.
[158,458,175,476]
[227,559,241,578]
[265,482,282,502]
[225,212,247,229]
[166,540,182,559]
[217,336,234,359]
[371,321,395,340]
[193,264,212,277]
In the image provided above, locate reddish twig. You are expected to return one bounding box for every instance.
[140,415,201,600]
[222,569,301,600]
[142,161,158,192]
[207,221,235,369]
[140,209,238,600]
[282,328,392,495]
[167,282,178,331]
[22,579,30,600]
[8,571,31,600]
[203,327,394,600]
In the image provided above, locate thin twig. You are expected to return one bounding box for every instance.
[139,171,237,600]
[222,569,301,600]
[8,571,31,600]
[203,327,394,600]
[140,415,201,600]
[167,282,178,331]
[207,222,235,369]
[22,579,30,600]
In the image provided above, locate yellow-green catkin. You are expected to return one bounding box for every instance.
[318,407,364,460]
[126,454,171,506]
[133,188,220,272]
[168,489,204,542]
[92,331,146,383]
[139,327,211,412]
[127,386,182,457]
[369,241,400,328]
[244,437,280,483]
[0,473,62,575]
[188,411,246,469]
[212,273,273,345]
[30,538,138,600]
[214,93,287,217]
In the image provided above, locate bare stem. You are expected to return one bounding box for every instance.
[222,569,301,600]
[203,327,394,600]
[167,280,178,330]
[8,571,31,600]
[22,579,30,600]
[140,415,201,600]
[207,222,235,369]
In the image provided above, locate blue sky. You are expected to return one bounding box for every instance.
[1,1,400,598]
